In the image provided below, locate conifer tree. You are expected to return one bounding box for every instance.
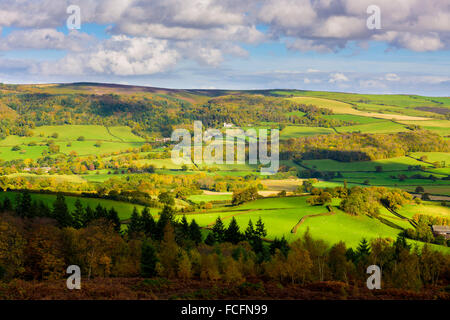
[2,197,12,212]
[72,199,85,229]
[189,219,202,244]
[84,205,95,226]
[141,240,158,277]
[245,219,255,241]
[180,215,190,239]
[127,207,143,237]
[225,217,242,244]
[255,217,267,239]
[212,217,226,243]
[155,205,175,240]
[356,238,371,259]
[204,232,216,246]
[16,191,33,218]
[141,207,156,237]
[108,207,121,232]
[53,193,72,227]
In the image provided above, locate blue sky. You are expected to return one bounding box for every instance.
[0,0,449,96]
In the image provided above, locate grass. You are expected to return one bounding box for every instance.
[397,201,450,219]
[5,173,87,184]
[287,96,432,120]
[0,125,146,159]
[335,121,408,134]
[33,125,118,141]
[280,126,335,139]
[184,195,450,252]
[187,194,232,203]
[399,120,450,136]
[301,156,431,172]
[0,146,48,161]
[106,126,146,142]
[323,114,385,124]
[408,152,450,164]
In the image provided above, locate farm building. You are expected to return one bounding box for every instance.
[432,225,450,239]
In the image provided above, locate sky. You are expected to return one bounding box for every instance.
[0,0,449,96]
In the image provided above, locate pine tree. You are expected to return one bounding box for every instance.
[37,200,51,218]
[356,238,371,258]
[255,217,267,239]
[72,199,85,229]
[53,193,72,227]
[270,236,290,257]
[2,197,12,212]
[394,234,411,258]
[155,205,175,240]
[225,217,242,244]
[84,205,95,226]
[212,217,225,243]
[108,207,121,232]
[204,232,216,246]
[245,219,255,241]
[95,204,107,219]
[180,215,190,240]
[141,240,158,278]
[141,207,156,237]
[16,191,33,218]
[189,219,202,244]
[127,207,143,237]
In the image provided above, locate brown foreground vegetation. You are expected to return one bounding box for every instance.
[1,278,449,300]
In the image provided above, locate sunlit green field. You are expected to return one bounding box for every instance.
[280,126,335,139]
[183,196,450,252]
[301,156,431,172]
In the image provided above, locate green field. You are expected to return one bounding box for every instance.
[280,126,335,139]
[335,121,408,134]
[301,156,431,172]
[0,125,146,160]
[397,201,450,219]
[188,194,232,203]
[183,196,450,252]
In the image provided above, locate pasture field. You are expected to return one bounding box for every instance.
[5,173,87,184]
[106,126,146,142]
[280,125,335,139]
[287,96,431,120]
[399,120,450,136]
[261,179,303,191]
[135,158,193,169]
[33,125,118,141]
[279,90,450,110]
[301,156,431,172]
[335,121,408,134]
[0,145,48,161]
[397,201,450,219]
[0,191,153,220]
[187,194,232,203]
[0,125,146,159]
[60,141,142,156]
[323,114,384,124]
[408,152,450,164]
[183,196,450,252]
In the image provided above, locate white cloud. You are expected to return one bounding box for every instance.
[38,36,179,76]
[0,29,95,52]
[329,73,349,83]
[385,73,400,81]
